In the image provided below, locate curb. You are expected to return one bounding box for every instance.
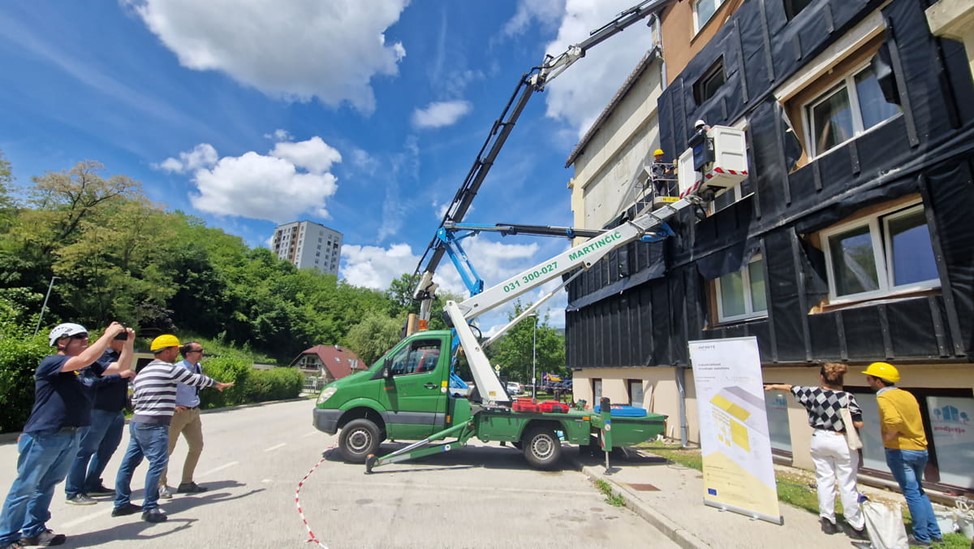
[576,460,711,549]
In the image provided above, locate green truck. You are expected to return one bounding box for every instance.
[312,328,667,470]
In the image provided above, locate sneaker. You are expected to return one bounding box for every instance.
[65,494,96,506]
[176,482,207,494]
[19,529,66,546]
[820,517,838,535]
[906,535,932,547]
[86,484,114,496]
[158,485,173,499]
[847,526,869,541]
[141,508,167,523]
[111,503,142,517]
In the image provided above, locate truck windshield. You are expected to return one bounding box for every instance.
[390,340,441,375]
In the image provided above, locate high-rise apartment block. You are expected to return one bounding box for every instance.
[271,221,342,275]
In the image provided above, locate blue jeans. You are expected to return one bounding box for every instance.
[885,449,942,543]
[65,410,125,497]
[0,429,80,544]
[114,423,169,511]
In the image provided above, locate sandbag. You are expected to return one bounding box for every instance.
[861,499,908,549]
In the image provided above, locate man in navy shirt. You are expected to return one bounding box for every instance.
[64,333,135,505]
[0,322,131,549]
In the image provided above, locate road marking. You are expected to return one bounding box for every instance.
[302,431,319,438]
[62,508,110,529]
[264,442,287,452]
[198,461,239,477]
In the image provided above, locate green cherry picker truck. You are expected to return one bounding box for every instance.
[312,0,749,471]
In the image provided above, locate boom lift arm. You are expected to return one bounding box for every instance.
[448,195,704,406]
[411,0,663,324]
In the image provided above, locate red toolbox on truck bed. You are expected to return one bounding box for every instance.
[513,398,540,413]
[538,401,569,413]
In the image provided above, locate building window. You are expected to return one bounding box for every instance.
[694,57,725,104]
[716,255,767,322]
[822,203,938,302]
[593,379,603,403]
[805,64,899,157]
[784,0,813,20]
[694,0,725,32]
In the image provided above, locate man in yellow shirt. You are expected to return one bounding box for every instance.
[864,362,942,546]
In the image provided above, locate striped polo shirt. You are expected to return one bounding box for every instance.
[131,358,217,425]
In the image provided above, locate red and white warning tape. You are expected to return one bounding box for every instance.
[295,445,335,548]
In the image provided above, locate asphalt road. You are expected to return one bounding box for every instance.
[0,399,677,548]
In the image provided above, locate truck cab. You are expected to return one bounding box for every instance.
[313,331,463,462]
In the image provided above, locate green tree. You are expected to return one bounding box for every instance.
[344,310,402,366]
[487,301,566,385]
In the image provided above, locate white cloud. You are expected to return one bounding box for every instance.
[341,243,418,291]
[503,0,567,36]
[264,129,292,141]
[411,100,472,129]
[125,0,409,114]
[155,143,218,174]
[160,136,341,223]
[270,137,342,174]
[543,0,654,137]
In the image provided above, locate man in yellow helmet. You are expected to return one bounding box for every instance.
[864,362,942,546]
[650,148,674,197]
[111,335,232,523]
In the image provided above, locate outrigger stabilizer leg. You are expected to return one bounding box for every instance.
[365,420,476,474]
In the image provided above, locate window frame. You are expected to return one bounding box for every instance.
[802,62,901,158]
[821,203,940,304]
[694,57,726,104]
[783,0,814,21]
[693,0,726,33]
[715,254,768,323]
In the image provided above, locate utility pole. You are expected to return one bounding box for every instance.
[528,313,538,399]
[33,275,59,337]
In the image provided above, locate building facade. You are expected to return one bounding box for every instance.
[271,221,342,275]
[566,0,974,490]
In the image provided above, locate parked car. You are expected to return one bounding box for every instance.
[506,381,523,396]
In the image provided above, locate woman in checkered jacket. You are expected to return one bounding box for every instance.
[765,363,868,541]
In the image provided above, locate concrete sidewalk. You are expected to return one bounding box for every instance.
[575,447,908,549]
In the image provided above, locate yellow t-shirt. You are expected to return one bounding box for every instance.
[876,388,927,450]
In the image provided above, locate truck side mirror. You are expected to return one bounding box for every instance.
[382,359,393,379]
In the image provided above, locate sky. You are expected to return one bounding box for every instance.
[0,0,657,332]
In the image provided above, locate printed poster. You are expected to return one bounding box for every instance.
[689,337,782,524]
[926,396,974,488]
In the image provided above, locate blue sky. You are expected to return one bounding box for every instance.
[0,0,655,330]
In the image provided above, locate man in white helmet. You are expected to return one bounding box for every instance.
[0,321,132,549]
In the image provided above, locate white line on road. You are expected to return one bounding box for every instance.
[302,431,319,438]
[264,443,287,452]
[198,461,239,477]
[62,508,111,529]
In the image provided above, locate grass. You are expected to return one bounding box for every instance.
[595,479,627,507]
[636,441,972,549]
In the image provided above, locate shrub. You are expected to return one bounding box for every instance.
[0,336,51,433]
[243,367,303,403]
[198,355,252,409]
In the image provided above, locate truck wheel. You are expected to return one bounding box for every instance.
[522,427,562,469]
[339,419,382,463]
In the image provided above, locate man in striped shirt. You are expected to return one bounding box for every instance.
[111,335,232,523]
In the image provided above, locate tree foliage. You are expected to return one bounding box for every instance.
[487,300,566,384]
[344,310,402,366]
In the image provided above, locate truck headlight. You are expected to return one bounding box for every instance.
[316,387,337,405]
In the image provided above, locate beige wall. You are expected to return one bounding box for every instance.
[572,362,974,474]
[660,0,744,84]
[570,60,664,233]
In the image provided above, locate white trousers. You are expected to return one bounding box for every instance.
[810,431,865,529]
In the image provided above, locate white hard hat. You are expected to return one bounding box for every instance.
[49,323,88,346]
[694,119,707,128]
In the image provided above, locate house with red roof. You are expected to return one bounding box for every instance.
[289,345,363,383]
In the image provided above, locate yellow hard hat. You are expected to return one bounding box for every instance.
[150,334,181,351]
[653,148,664,156]
[863,361,900,383]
